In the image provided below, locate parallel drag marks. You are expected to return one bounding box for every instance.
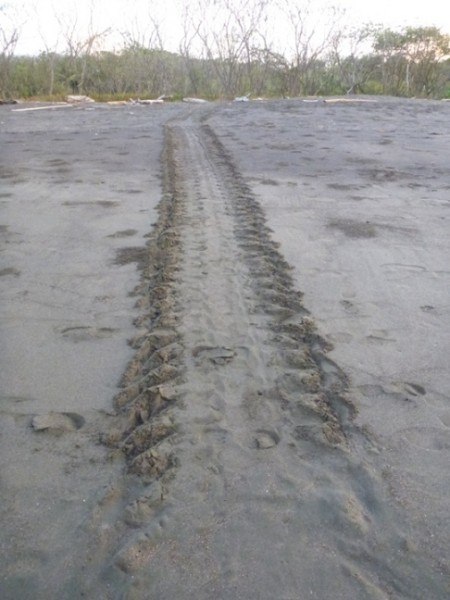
[95,112,445,600]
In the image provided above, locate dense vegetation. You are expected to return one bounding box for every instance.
[1,1,449,100]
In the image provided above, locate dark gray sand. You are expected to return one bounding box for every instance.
[0,98,449,599]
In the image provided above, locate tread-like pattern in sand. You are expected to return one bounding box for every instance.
[96,113,447,599]
[110,119,353,480]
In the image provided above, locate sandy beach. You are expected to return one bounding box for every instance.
[1,97,449,599]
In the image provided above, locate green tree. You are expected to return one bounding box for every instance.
[402,27,450,95]
[373,26,450,96]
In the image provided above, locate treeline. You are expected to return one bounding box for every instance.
[1,0,449,100]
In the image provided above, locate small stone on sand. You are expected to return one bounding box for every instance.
[31,412,84,433]
[255,432,278,449]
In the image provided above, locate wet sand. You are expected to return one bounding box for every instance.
[0,98,449,598]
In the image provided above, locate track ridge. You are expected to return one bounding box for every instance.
[200,120,357,443]
[103,125,185,478]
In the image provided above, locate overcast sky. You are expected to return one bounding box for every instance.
[7,0,450,55]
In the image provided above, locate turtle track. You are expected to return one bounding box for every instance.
[109,117,354,482]
[95,111,446,600]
